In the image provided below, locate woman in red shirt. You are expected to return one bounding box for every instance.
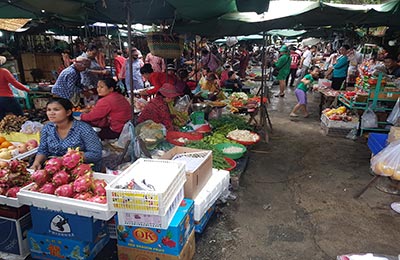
[0,56,30,120]
[80,78,132,140]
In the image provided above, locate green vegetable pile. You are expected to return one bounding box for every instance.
[209,114,253,136]
[186,141,230,170]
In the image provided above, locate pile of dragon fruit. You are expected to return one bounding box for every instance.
[0,160,31,198]
[30,148,107,204]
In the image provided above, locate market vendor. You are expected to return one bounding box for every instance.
[384,55,400,78]
[222,71,243,92]
[51,57,90,101]
[0,56,30,120]
[325,44,350,90]
[80,44,109,89]
[31,98,102,171]
[137,83,182,131]
[139,64,177,96]
[80,78,132,140]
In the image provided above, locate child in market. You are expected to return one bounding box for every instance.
[290,66,320,118]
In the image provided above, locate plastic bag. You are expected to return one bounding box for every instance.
[318,79,332,88]
[370,139,400,179]
[337,253,398,260]
[361,107,378,128]
[134,120,166,150]
[387,98,400,125]
[174,95,191,113]
[20,121,43,134]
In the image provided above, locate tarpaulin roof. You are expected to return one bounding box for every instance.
[1,0,400,37]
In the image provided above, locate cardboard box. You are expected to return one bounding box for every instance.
[161,147,213,199]
[116,199,194,256]
[0,213,31,256]
[30,206,107,242]
[28,230,110,260]
[117,230,195,260]
[0,205,30,219]
[195,203,216,234]
[388,126,400,143]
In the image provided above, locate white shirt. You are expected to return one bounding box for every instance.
[302,49,313,67]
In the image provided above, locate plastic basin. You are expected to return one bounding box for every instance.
[215,143,247,160]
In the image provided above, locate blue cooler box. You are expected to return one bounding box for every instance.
[0,213,32,256]
[28,230,109,260]
[30,206,107,242]
[116,199,194,256]
[195,203,216,234]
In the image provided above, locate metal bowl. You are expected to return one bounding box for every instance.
[191,103,212,114]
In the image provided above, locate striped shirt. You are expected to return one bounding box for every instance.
[51,65,82,99]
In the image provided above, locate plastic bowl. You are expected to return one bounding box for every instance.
[224,157,237,171]
[215,143,247,160]
[166,131,203,146]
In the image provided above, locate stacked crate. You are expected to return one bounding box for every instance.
[106,159,195,260]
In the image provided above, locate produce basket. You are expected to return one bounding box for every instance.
[17,173,116,220]
[106,158,186,215]
[227,130,260,146]
[166,131,203,146]
[0,142,38,162]
[147,32,184,59]
[215,143,247,160]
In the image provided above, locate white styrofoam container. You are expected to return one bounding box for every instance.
[117,187,184,229]
[194,169,229,221]
[0,142,38,162]
[17,173,116,220]
[320,114,358,129]
[106,158,186,215]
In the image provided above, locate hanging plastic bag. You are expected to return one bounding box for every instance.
[361,107,378,128]
[174,95,191,113]
[387,98,400,125]
[370,139,400,179]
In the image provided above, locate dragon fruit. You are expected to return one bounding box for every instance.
[30,183,40,192]
[71,163,93,178]
[73,192,93,201]
[73,175,92,193]
[54,184,74,198]
[31,169,50,186]
[92,179,107,196]
[38,182,56,194]
[87,195,107,204]
[9,160,26,172]
[5,186,20,198]
[0,186,6,195]
[52,170,70,187]
[0,168,10,178]
[44,157,63,174]
[62,148,83,169]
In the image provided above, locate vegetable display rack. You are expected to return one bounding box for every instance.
[338,72,400,135]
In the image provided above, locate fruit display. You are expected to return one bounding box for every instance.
[30,148,108,203]
[322,106,354,121]
[0,114,29,133]
[0,137,39,160]
[0,160,31,198]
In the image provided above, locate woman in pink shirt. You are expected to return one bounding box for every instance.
[0,56,30,120]
[81,78,132,140]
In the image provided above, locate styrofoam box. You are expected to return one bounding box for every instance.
[320,114,359,129]
[17,173,116,220]
[117,187,184,229]
[194,169,229,221]
[0,142,38,162]
[106,158,186,215]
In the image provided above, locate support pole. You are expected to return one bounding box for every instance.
[126,0,135,123]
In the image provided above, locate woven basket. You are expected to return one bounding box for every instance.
[146,32,184,59]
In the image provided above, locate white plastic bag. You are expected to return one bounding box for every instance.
[387,98,400,125]
[361,107,378,128]
[370,139,400,179]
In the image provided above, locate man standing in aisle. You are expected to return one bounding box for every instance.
[80,44,109,89]
[145,52,165,72]
[298,45,317,81]
[51,57,90,100]
[286,46,301,87]
[123,48,144,93]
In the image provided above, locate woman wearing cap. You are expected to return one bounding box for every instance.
[139,64,177,97]
[0,56,30,120]
[274,45,291,97]
[137,83,181,131]
[80,78,132,140]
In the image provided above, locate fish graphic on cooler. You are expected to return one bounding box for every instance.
[50,215,71,233]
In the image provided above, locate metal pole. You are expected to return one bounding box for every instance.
[126,0,134,122]
[194,38,198,81]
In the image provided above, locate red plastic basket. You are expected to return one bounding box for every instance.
[166,131,203,146]
[224,157,237,171]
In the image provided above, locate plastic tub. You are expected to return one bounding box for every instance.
[215,143,247,160]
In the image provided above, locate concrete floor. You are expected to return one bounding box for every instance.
[194,86,400,260]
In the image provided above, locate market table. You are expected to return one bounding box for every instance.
[316,87,345,115]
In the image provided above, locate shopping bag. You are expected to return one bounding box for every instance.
[387,98,400,125]
[272,68,279,77]
[371,139,400,179]
[361,107,378,128]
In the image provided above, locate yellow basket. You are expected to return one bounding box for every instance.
[146,32,184,59]
[1,132,40,143]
